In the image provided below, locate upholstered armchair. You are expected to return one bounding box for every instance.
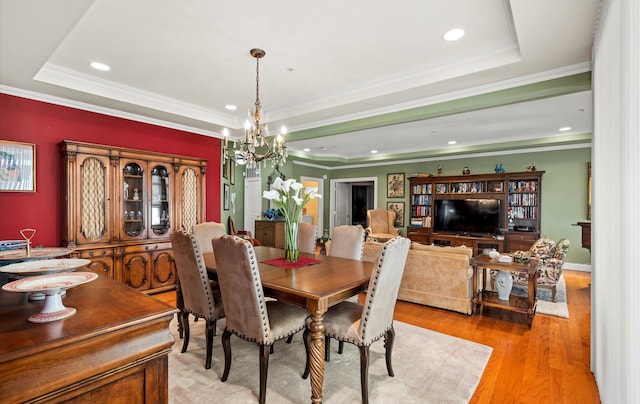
[493,236,570,302]
[170,231,225,369]
[303,236,411,404]
[365,209,400,242]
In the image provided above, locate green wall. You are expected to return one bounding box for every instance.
[228,147,591,265]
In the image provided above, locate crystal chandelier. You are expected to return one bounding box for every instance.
[223,48,287,169]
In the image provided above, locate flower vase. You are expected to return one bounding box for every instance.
[284,221,299,262]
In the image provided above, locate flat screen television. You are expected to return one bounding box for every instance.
[433,199,502,236]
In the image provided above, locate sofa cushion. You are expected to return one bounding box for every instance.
[410,242,473,258]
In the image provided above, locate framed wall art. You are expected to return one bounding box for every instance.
[387,172,404,198]
[222,157,229,180]
[223,183,230,210]
[0,140,36,192]
[230,160,235,185]
[387,202,405,227]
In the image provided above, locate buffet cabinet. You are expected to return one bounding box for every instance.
[60,140,207,293]
[407,171,544,255]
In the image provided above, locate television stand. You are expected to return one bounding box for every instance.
[431,233,504,256]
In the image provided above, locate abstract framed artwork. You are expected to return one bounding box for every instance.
[0,140,36,192]
[387,172,404,198]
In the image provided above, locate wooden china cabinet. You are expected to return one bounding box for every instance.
[60,140,207,293]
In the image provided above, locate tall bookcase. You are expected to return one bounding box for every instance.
[407,171,544,255]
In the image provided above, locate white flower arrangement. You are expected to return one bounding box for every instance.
[262,178,321,223]
[262,178,321,261]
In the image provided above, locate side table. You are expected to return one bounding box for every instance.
[472,254,538,327]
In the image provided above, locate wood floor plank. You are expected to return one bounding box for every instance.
[152,269,601,403]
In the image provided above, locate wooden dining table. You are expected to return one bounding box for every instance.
[202,246,374,404]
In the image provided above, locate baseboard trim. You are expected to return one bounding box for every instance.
[564,262,592,272]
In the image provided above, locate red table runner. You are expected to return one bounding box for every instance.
[260,257,321,269]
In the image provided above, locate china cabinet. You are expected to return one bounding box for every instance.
[60,140,207,293]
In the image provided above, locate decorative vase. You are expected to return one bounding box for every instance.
[495,270,513,300]
[284,221,299,262]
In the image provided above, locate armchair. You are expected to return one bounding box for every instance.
[493,236,570,302]
[365,209,399,242]
[227,216,261,246]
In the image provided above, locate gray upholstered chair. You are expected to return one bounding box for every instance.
[211,235,309,404]
[303,236,411,404]
[324,225,367,354]
[297,222,317,254]
[364,209,400,242]
[326,225,365,260]
[170,230,225,369]
[192,221,226,255]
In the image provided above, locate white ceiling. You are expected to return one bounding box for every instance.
[0,0,600,163]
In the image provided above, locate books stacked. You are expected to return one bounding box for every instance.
[0,240,27,251]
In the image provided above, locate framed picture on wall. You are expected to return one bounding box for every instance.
[387,202,404,227]
[222,157,229,180]
[0,140,36,192]
[230,160,235,185]
[223,183,230,210]
[387,172,404,198]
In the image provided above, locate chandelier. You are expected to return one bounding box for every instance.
[223,48,287,169]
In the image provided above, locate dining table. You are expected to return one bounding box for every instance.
[202,246,374,404]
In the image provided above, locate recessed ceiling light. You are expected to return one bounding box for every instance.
[559,126,572,132]
[90,62,110,71]
[443,28,465,41]
[448,140,457,145]
[371,150,378,154]
[225,104,237,111]
[303,148,310,152]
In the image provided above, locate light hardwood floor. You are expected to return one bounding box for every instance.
[153,270,600,403]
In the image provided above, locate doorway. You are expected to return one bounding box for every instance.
[300,176,324,238]
[329,177,378,235]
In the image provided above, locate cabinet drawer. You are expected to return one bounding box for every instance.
[505,232,539,252]
[77,248,114,258]
[122,242,171,254]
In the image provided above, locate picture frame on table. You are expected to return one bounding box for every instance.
[387,202,405,227]
[0,140,36,192]
[387,172,404,198]
[223,183,230,210]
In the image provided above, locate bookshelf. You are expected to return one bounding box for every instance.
[407,171,544,254]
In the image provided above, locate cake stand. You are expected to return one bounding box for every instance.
[2,272,98,323]
[0,258,91,300]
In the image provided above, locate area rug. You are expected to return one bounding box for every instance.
[168,318,492,403]
[512,274,569,318]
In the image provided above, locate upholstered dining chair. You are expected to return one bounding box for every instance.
[303,236,411,404]
[227,216,261,246]
[326,225,365,260]
[297,222,317,254]
[211,235,309,404]
[364,209,400,242]
[170,230,225,369]
[192,221,226,255]
[324,224,367,355]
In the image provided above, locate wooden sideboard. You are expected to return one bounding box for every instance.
[0,276,177,403]
[576,221,591,252]
[255,220,285,248]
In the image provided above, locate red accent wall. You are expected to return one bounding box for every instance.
[0,93,221,247]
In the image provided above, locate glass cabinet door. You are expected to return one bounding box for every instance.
[150,165,171,236]
[123,162,145,237]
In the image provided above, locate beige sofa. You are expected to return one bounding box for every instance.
[363,241,474,315]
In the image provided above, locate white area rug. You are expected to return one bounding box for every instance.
[168,318,492,403]
[512,274,569,318]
